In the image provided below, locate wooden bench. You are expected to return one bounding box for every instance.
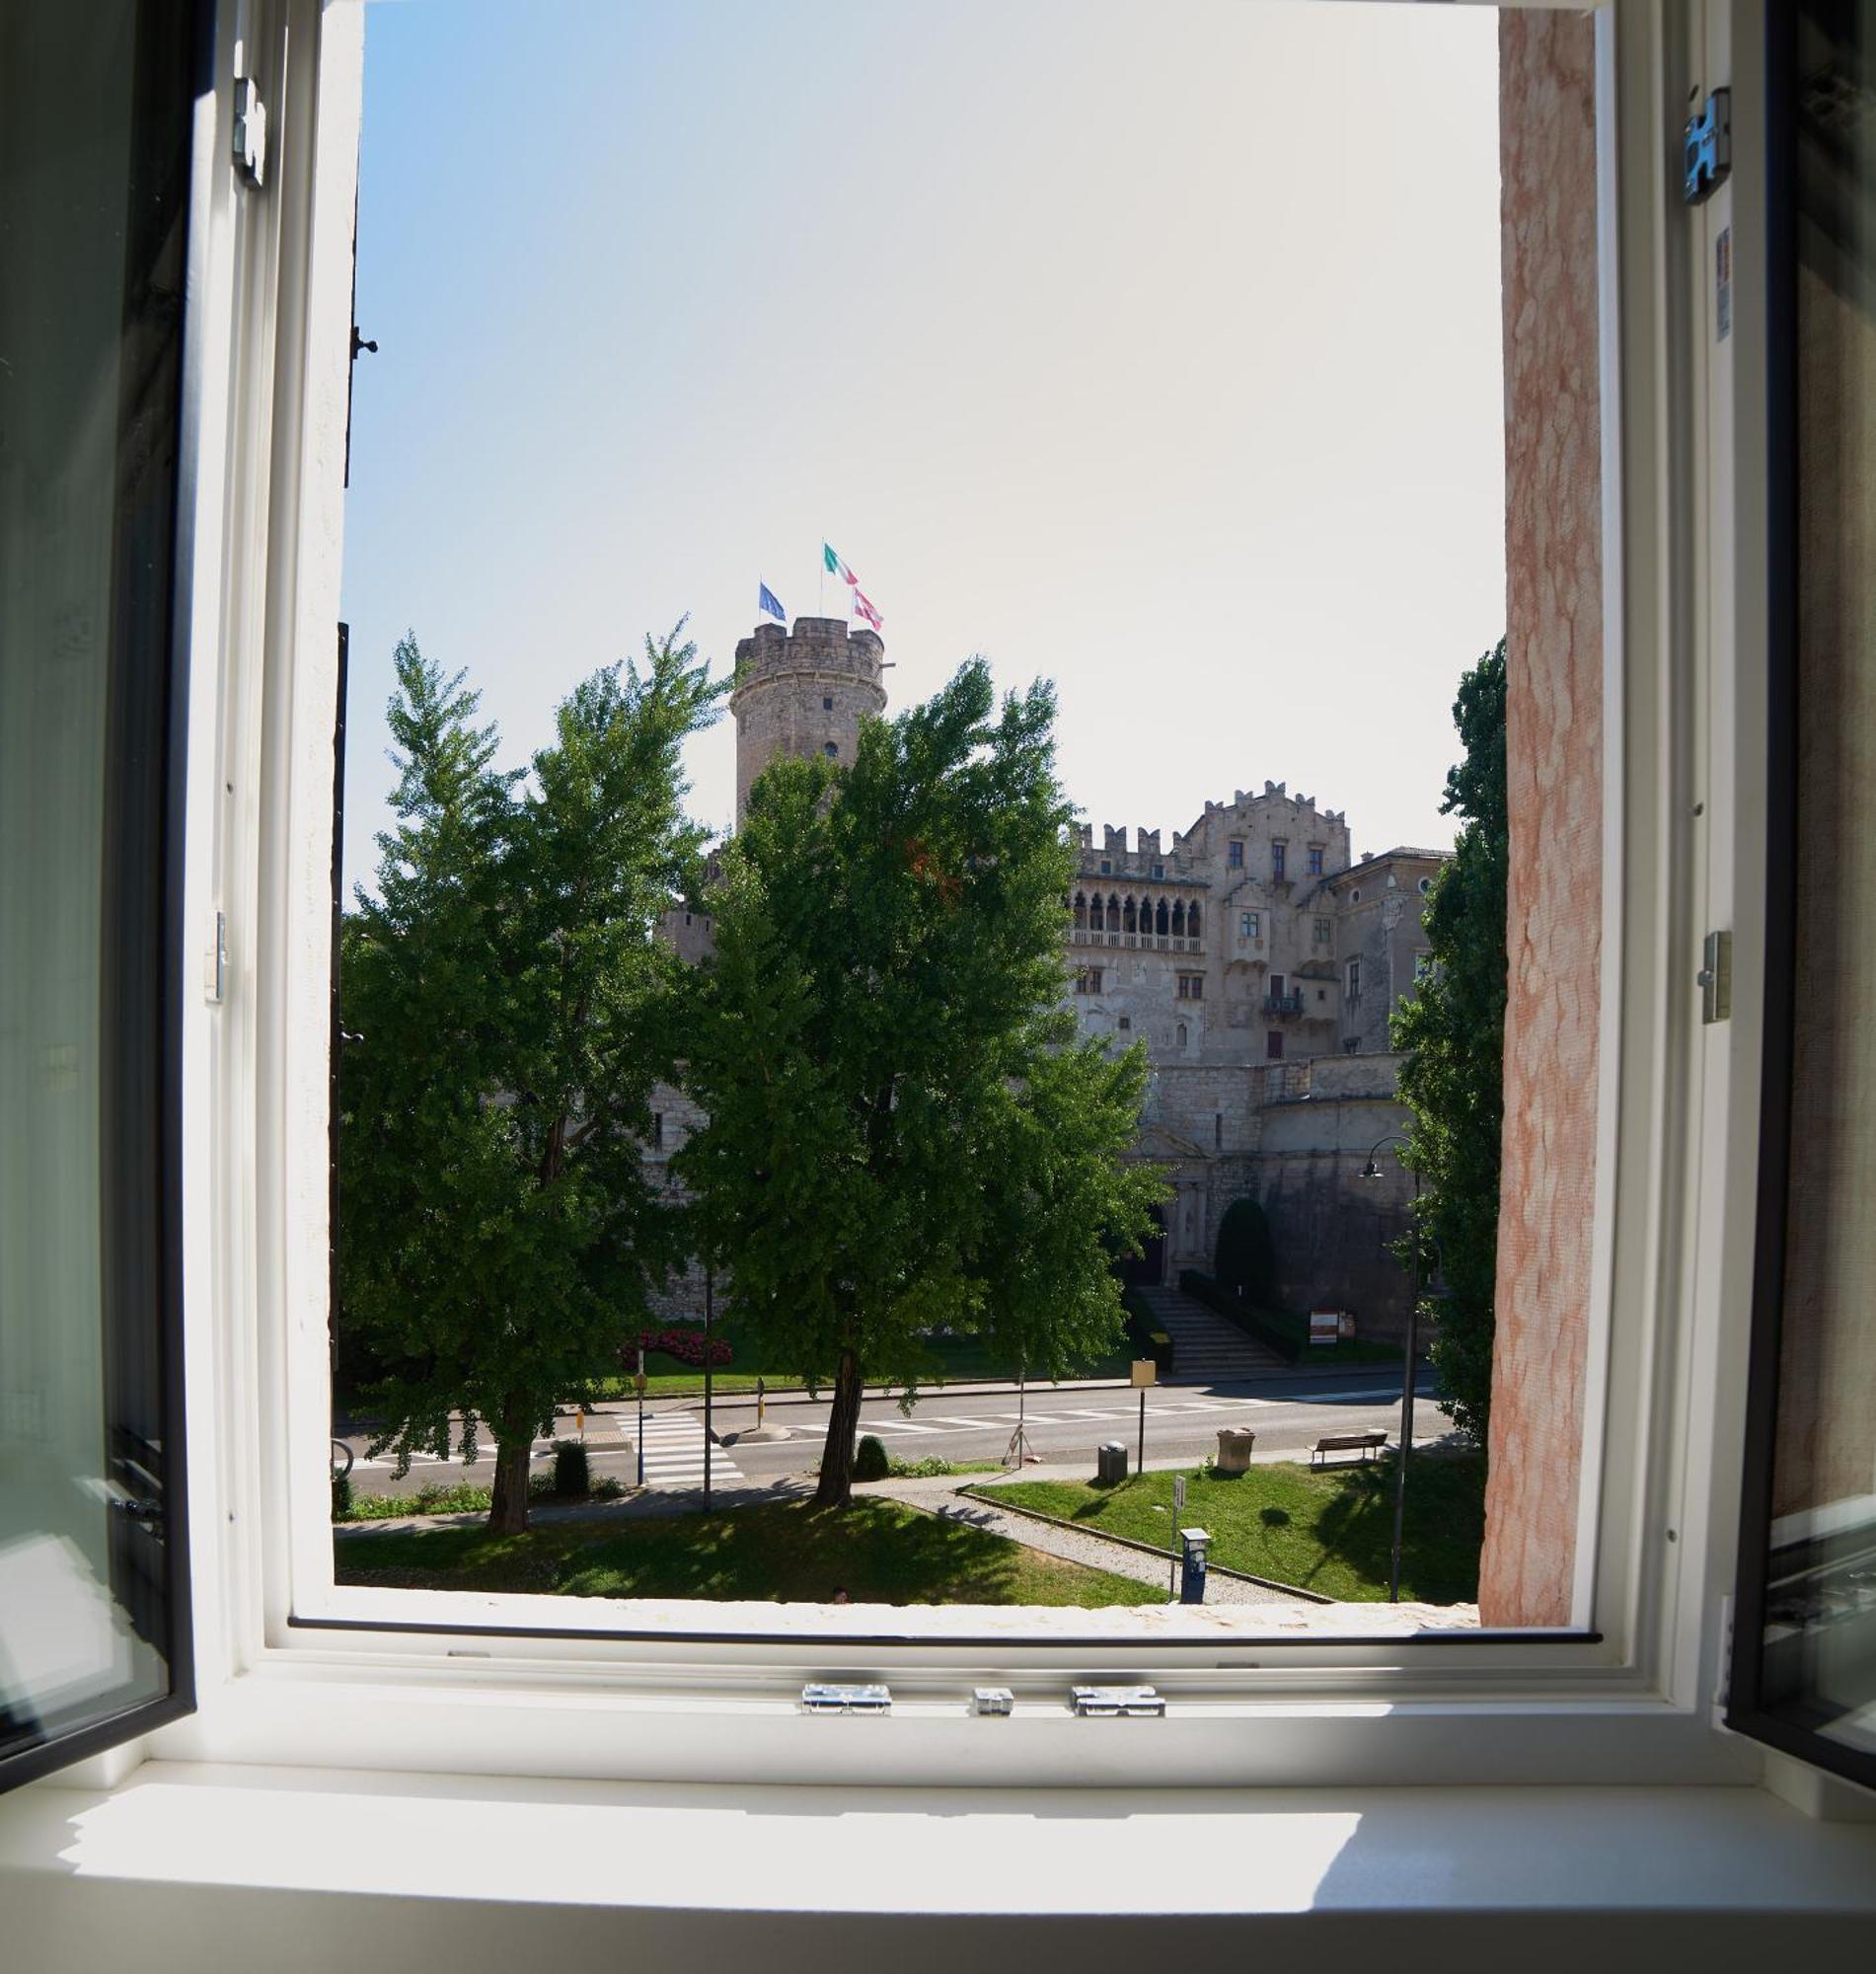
[1311,1430,1388,1467]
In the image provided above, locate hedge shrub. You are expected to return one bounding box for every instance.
[552,1438,591,1496]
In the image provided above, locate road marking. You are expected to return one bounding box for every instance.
[637,1414,746,1489]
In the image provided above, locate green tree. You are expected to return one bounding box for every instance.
[1391,640,1508,1448]
[675,660,1164,1506]
[1214,1197,1277,1306]
[336,628,722,1532]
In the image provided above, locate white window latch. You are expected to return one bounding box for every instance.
[234,74,267,189]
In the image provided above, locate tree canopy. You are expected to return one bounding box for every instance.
[335,628,722,1530]
[674,659,1164,1504]
[1391,640,1508,1448]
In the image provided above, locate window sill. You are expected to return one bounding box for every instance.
[3,1763,1874,1964]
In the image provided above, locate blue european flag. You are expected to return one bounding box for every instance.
[758,581,787,623]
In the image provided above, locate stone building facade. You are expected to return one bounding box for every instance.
[646,613,1447,1338]
[1067,798,1443,1326]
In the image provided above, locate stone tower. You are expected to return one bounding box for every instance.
[730,616,887,821]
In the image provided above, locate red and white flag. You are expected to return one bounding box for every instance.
[852,588,883,633]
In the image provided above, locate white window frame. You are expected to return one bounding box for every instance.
[136,0,1786,1797]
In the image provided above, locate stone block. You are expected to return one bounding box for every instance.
[1214,1426,1256,1474]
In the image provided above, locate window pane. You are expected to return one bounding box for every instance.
[1735,0,1876,1788]
[0,0,192,1779]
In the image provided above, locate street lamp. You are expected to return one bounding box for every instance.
[1358,1131,1421,1605]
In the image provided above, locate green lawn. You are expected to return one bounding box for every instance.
[981,1452,1484,1604]
[334,1497,1160,1607]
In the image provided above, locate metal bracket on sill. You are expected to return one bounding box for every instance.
[800,1683,891,1714]
[1070,1684,1165,1717]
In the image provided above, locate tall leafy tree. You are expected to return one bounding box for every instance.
[676,660,1164,1506]
[1391,640,1508,1448]
[337,628,722,1531]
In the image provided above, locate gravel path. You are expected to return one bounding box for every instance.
[864,1478,1295,1605]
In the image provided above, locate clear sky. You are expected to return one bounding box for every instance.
[339,0,1506,896]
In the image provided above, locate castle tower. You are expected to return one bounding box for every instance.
[730,616,887,821]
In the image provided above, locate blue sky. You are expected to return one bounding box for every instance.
[340,0,1507,894]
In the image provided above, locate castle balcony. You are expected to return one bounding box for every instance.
[1262,990,1307,1020]
[1068,927,1205,953]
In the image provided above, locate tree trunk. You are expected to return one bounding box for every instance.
[813,1348,864,1508]
[488,1434,534,1533]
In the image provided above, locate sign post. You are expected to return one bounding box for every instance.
[635,1348,646,1486]
[1131,1358,1156,1479]
[1169,1474,1187,1597]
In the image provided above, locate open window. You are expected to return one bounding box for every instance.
[8,0,1864,1805]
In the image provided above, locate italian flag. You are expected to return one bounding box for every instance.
[822,541,858,586]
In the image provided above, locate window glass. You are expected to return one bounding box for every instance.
[1,0,192,1782]
[1733,0,1876,1790]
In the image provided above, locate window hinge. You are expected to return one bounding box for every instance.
[234,73,267,190]
[1712,1593,1734,1728]
[204,911,227,1005]
[1697,930,1732,1024]
[1070,1684,1165,1718]
[1683,87,1730,204]
[800,1682,890,1714]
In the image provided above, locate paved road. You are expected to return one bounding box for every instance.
[338,1370,1438,1499]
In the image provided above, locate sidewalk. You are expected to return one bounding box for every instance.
[337,1360,1438,1438]
[587,1358,1440,1416]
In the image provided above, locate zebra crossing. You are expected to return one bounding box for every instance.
[752,1396,1290,1443]
[638,1410,746,1490]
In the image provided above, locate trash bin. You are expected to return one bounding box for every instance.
[1096,1440,1129,1485]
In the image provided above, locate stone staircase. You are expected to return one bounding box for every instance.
[1134,1283,1287,1383]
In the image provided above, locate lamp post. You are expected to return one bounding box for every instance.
[1358,1131,1420,1604]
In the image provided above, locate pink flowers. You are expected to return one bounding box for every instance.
[635,1326,733,1369]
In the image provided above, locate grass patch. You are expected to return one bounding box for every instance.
[982,1452,1484,1604]
[335,1497,1161,1607]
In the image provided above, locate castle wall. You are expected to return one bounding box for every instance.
[1328,853,1441,1053]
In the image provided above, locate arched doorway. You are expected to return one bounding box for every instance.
[1123,1204,1166,1286]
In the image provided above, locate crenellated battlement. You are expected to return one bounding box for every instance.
[731,617,885,701]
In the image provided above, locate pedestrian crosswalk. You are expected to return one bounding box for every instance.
[774,1396,1289,1444]
[638,1411,746,1490]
